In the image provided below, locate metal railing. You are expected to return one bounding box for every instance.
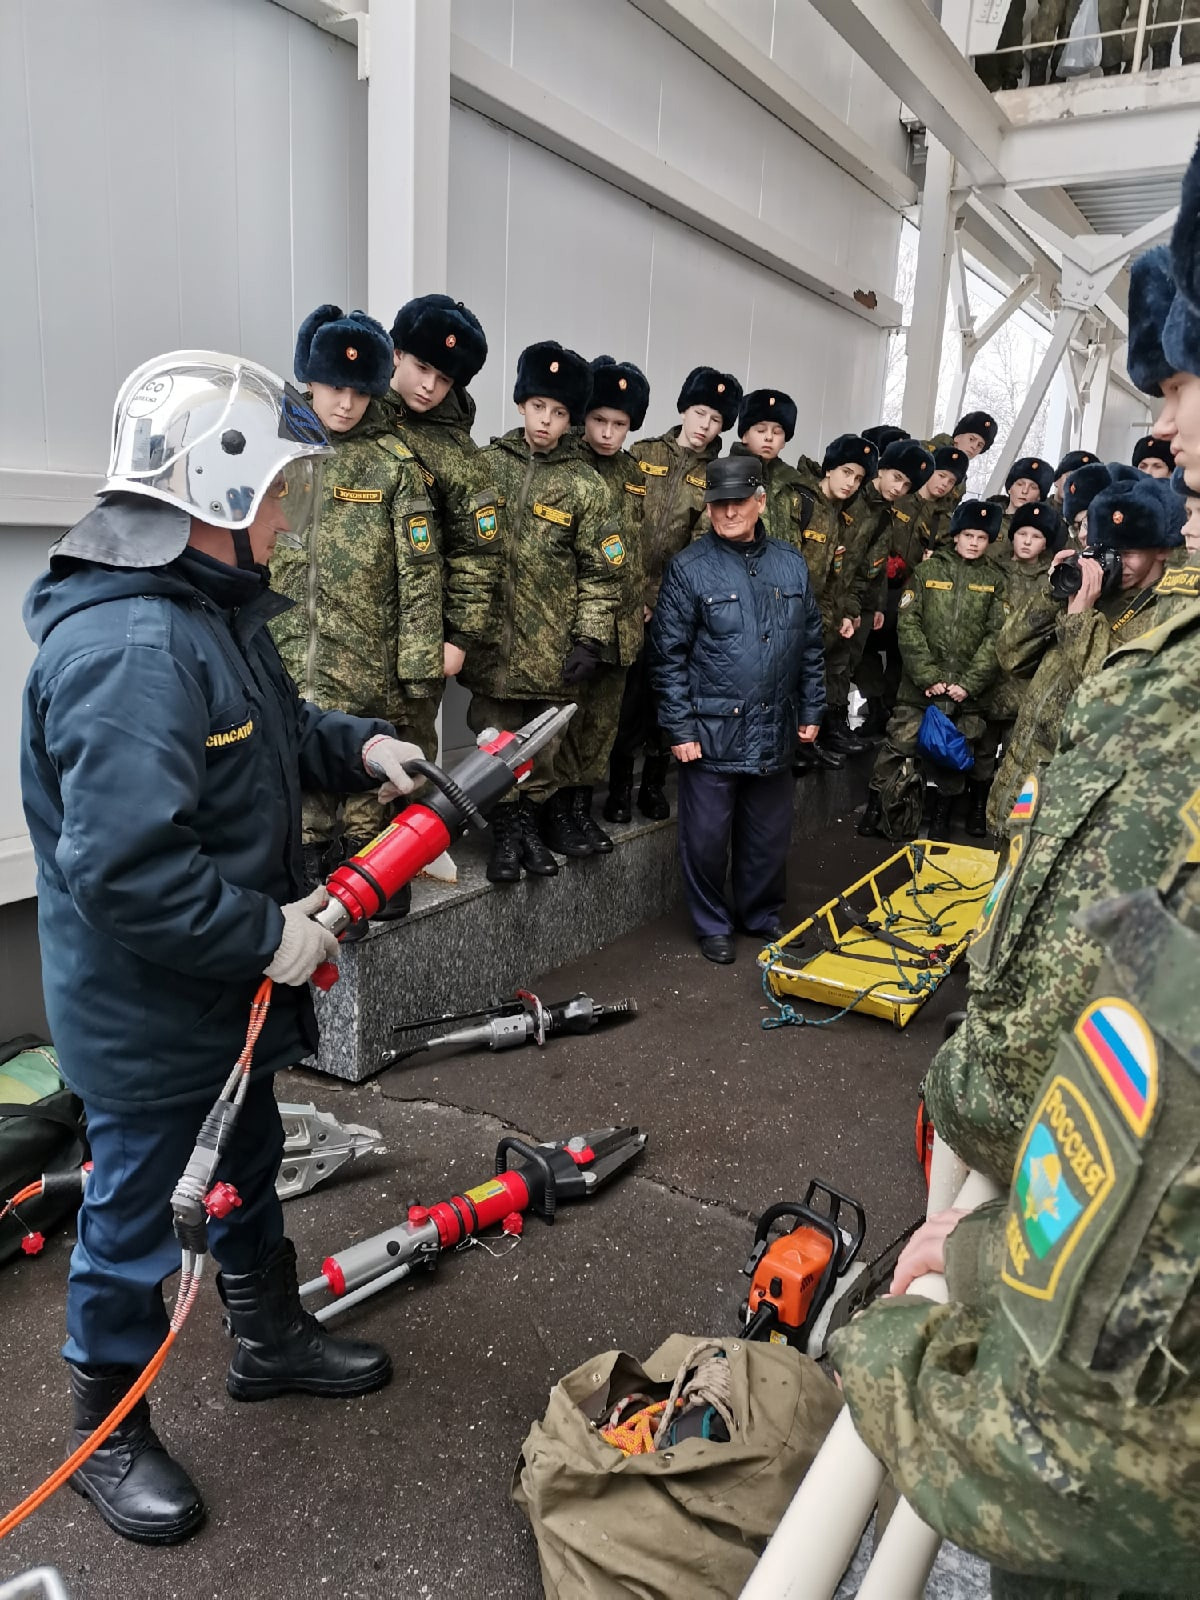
[974,0,1197,83]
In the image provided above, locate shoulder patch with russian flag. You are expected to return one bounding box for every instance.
[1010,773,1038,823]
[1075,998,1159,1139]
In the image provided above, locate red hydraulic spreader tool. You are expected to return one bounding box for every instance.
[299,1127,647,1322]
[310,704,575,989]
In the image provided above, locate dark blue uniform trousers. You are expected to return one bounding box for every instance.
[676,765,795,938]
[64,1075,285,1368]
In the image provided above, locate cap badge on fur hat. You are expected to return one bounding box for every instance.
[618,377,628,391]
[769,396,776,406]
[549,360,559,373]
[446,334,456,348]
[717,382,726,393]
[346,346,358,361]
[1032,460,1039,469]
[1113,510,1124,524]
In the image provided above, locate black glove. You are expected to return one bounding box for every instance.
[562,638,604,687]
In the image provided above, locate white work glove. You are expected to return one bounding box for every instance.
[362,734,425,803]
[263,886,340,985]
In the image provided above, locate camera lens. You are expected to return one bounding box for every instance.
[1048,554,1083,600]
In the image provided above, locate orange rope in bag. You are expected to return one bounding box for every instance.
[0,978,273,1540]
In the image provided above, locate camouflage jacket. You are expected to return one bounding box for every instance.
[985,548,1051,720]
[631,427,721,608]
[922,430,968,509]
[833,617,1200,1589]
[793,456,856,628]
[989,581,1164,829]
[1153,549,1200,620]
[269,400,440,714]
[379,384,506,656]
[581,440,646,666]
[895,547,1004,707]
[848,479,901,615]
[458,430,621,699]
[913,489,956,550]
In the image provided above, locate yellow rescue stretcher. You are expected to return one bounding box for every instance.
[758,839,1000,1029]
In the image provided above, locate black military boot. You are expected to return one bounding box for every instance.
[920,785,939,832]
[930,792,956,837]
[856,791,885,838]
[219,1238,392,1402]
[811,737,847,770]
[601,760,633,824]
[571,785,613,853]
[486,805,523,883]
[857,698,889,742]
[538,790,594,857]
[965,780,991,839]
[68,1364,205,1544]
[822,711,869,756]
[636,755,671,821]
[516,799,559,876]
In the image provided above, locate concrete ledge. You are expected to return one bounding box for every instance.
[311,760,868,1082]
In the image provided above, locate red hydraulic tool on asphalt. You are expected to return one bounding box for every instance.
[309,704,577,988]
[300,1127,647,1322]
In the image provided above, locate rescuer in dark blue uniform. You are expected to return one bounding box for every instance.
[20,352,424,1545]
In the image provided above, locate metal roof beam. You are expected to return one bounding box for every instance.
[628,0,917,209]
[1000,84,1200,190]
[804,0,1009,185]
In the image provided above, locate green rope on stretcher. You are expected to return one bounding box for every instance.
[758,944,941,1030]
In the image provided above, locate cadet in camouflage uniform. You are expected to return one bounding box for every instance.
[1050,447,1099,507]
[999,454,1054,543]
[380,293,492,757]
[560,356,649,847]
[922,407,997,510]
[606,365,742,822]
[461,341,621,881]
[1133,433,1174,478]
[1028,0,1084,84]
[859,499,1006,839]
[270,305,435,900]
[853,439,937,737]
[793,434,880,761]
[723,389,810,548]
[913,444,970,550]
[989,475,1184,831]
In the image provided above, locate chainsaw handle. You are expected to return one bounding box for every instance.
[495,1137,557,1224]
[752,1201,840,1255]
[801,1180,867,1274]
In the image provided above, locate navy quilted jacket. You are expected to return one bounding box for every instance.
[648,526,825,774]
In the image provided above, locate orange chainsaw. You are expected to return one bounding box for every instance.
[738,1181,866,1351]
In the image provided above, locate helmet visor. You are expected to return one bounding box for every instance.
[269,456,325,551]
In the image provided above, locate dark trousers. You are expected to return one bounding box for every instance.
[64,1075,285,1368]
[676,765,794,938]
[607,643,669,774]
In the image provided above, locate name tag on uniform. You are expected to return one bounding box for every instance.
[333,486,383,503]
[419,465,436,488]
[206,717,254,749]
[894,509,911,523]
[1157,567,1200,596]
[625,482,646,496]
[925,579,954,590]
[638,460,668,476]
[969,582,996,593]
[804,529,827,543]
[685,472,707,489]
[533,502,573,528]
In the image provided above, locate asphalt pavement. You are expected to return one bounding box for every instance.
[0,800,985,1600]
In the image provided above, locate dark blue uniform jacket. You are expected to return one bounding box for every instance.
[648,526,825,774]
[21,549,389,1113]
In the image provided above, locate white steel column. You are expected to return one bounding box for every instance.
[365,0,451,323]
[1080,339,1116,452]
[903,139,959,437]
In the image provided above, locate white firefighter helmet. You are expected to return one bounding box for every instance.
[102,350,333,553]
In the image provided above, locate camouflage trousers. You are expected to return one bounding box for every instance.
[991,1574,1168,1600]
[826,614,875,715]
[302,687,440,849]
[854,593,904,711]
[556,665,628,788]
[869,704,1000,799]
[465,693,567,806]
[392,683,443,761]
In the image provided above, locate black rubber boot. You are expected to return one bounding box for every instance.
[68,1365,205,1545]
[965,780,990,838]
[538,790,594,857]
[486,805,523,883]
[822,711,869,756]
[601,761,633,824]
[219,1238,392,1402]
[571,785,613,853]
[516,800,559,876]
[636,755,671,821]
[860,698,890,739]
[856,791,885,838]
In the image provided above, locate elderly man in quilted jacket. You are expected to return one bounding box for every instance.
[649,454,825,964]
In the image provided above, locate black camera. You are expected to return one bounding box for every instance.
[1048,545,1123,603]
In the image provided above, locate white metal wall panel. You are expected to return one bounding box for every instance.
[0,529,57,899]
[0,0,366,479]
[448,106,890,455]
[1098,385,1154,461]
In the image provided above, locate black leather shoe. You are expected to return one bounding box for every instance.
[517,801,559,876]
[601,765,633,824]
[219,1238,392,1401]
[538,791,594,857]
[857,793,885,838]
[486,805,523,883]
[636,756,671,820]
[811,741,847,770]
[570,786,614,853]
[68,1365,205,1545]
[698,935,736,964]
[744,923,785,943]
